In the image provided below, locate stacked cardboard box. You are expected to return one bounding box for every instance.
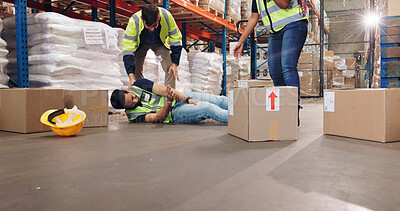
[298,52,319,96]
[228,80,297,142]
[331,58,357,89]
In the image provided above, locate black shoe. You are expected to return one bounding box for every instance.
[298,105,303,127]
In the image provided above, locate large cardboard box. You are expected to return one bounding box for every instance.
[0,88,64,133]
[324,89,400,143]
[228,86,298,142]
[233,79,273,88]
[64,90,108,127]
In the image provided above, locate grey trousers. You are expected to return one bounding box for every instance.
[134,43,175,88]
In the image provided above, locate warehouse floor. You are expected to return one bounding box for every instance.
[1,99,400,211]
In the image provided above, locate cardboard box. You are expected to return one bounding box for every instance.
[299,52,313,64]
[324,89,400,142]
[233,79,273,88]
[299,70,319,96]
[0,88,64,133]
[344,77,356,88]
[297,63,313,70]
[64,90,108,127]
[346,58,357,69]
[228,86,298,142]
[334,58,346,70]
[325,50,335,58]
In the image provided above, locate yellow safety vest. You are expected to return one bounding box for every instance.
[256,0,306,33]
[125,85,176,123]
[122,7,182,56]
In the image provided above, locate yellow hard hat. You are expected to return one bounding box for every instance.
[40,106,86,136]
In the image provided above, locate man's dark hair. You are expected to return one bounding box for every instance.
[142,4,159,26]
[111,89,128,109]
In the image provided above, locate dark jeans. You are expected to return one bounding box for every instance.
[268,19,308,105]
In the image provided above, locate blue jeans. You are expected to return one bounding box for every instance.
[268,19,308,105]
[172,92,228,123]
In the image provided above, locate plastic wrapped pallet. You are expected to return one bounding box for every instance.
[0,18,9,88]
[241,0,253,20]
[227,0,241,22]
[3,12,122,90]
[238,55,251,80]
[188,50,222,95]
[226,54,240,90]
[200,0,225,13]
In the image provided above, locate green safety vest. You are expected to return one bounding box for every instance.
[125,85,176,123]
[122,7,182,56]
[256,0,307,33]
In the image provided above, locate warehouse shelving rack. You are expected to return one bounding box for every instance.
[4,0,245,95]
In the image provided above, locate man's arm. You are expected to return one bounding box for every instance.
[144,85,174,123]
[123,55,136,85]
[152,82,187,102]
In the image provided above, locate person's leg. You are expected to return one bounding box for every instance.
[153,43,175,88]
[172,101,228,123]
[134,44,151,80]
[184,92,227,110]
[268,30,285,86]
[281,20,308,105]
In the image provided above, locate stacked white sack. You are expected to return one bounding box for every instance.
[2,12,122,90]
[0,18,9,88]
[114,27,129,88]
[226,55,240,90]
[188,50,222,95]
[175,49,191,93]
[238,56,251,80]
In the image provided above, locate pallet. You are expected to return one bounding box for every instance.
[198,4,224,19]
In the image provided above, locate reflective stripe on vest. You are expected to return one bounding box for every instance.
[257,0,305,33]
[125,85,175,123]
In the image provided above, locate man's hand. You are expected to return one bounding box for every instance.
[168,63,180,81]
[166,85,175,103]
[128,73,135,86]
[233,41,244,59]
[188,98,200,105]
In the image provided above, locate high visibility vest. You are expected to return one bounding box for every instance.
[125,85,176,123]
[122,7,182,56]
[256,0,306,33]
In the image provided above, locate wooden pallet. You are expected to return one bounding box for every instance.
[198,4,224,19]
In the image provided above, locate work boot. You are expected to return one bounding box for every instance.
[298,105,303,126]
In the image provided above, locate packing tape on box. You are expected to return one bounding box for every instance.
[269,121,278,140]
[90,105,108,111]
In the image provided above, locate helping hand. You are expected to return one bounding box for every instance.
[233,42,244,59]
[166,85,175,102]
[168,63,180,81]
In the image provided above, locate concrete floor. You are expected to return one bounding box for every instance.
[1,99,400,211]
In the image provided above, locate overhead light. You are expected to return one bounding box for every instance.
[364,13,380,26]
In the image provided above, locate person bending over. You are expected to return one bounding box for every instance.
[110,78,228,123]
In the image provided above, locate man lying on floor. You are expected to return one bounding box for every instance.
[110,78,228,123]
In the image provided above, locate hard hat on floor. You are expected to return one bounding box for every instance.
[40,105,86,136]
